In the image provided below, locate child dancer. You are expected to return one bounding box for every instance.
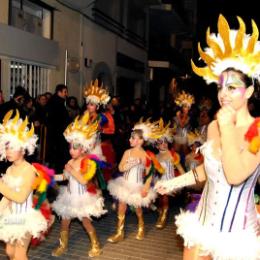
[84,79,115,181]
[154,119,185,229]
[173,90,195,146]
[52,111,107,257]
[185,130,204,171]
[107,118,163,242]
[0,110,52,260]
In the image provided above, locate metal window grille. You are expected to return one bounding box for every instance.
[10,60,49,97]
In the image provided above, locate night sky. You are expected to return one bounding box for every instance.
[196,0,260,43]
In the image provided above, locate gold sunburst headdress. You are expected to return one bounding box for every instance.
[187,130,204,146]
[151,118,175,143]
[84,79,110,106]
[133,118,166,142]
[0,109,37,160]
[64,111,98,151]
[192,14,260,83]
[175,91,195,107]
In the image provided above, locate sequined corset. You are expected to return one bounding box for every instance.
[197,142,260,233]
[64,170,86,195]
[159,159,175,181]
[2,175,33,214]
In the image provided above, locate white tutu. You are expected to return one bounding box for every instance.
[0,207,47,244]
[175,210,260,260]
[108,176,157,208]
[52,187,107,220]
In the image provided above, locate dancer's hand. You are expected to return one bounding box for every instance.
[154,181,171,195]
[125,157,141,169]
[65,163,74,174]
[217,105,236,128]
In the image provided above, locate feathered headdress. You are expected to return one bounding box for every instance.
[133,118,166,142]
[244,118,260,154]
[0,109,37,160]
[84,79,110,106]
[187,130,204,146]
[192,14,260,84]
[152,118,175,143]
[175,91,195,107]
[64,111,98,151]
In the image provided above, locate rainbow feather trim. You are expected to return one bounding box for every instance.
[80,155,110,190]
[144,150,164,182]
[244,118,260,154]
[32,163,55,210]
[146,150,164,174]
[170,150,181,165]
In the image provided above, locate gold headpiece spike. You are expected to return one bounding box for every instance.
[26,123,34,139]
[18,116,28,134]
[159,118,164,128]
[81,111,90,126]
[66,122,73,133]
[218,14,232,57]
[165,121,171,129]
[147,117,152,124]
[234,16,246,53]
[94,79,99,88]
[73,116,80,129]
[2,110,13,126]
[191,60,218,81]
[247,19,259,53]
[206,28,224,58]
[198,43,215,65]
[12,109,20,125]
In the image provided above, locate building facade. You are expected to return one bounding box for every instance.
[0,0,156,104]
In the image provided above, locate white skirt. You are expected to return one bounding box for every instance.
[52,187,107,220]
[175,210,260,260]
[108,176,157,208]
[0,207,47,244]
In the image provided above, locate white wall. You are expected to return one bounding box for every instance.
[46,0,147,103]
[0,23,59,66]
[45,0,81,99]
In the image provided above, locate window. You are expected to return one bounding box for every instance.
[10,0,53,39]
[10,60,49,98]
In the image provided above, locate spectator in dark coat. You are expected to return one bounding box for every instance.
[46,84,70,172]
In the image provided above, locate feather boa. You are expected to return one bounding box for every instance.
[31,163,55,246]
[80,155,111,192]
[144,150,164,182]
[32,163,55,209]
[244,118,260,154]
[170,150,181,165]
